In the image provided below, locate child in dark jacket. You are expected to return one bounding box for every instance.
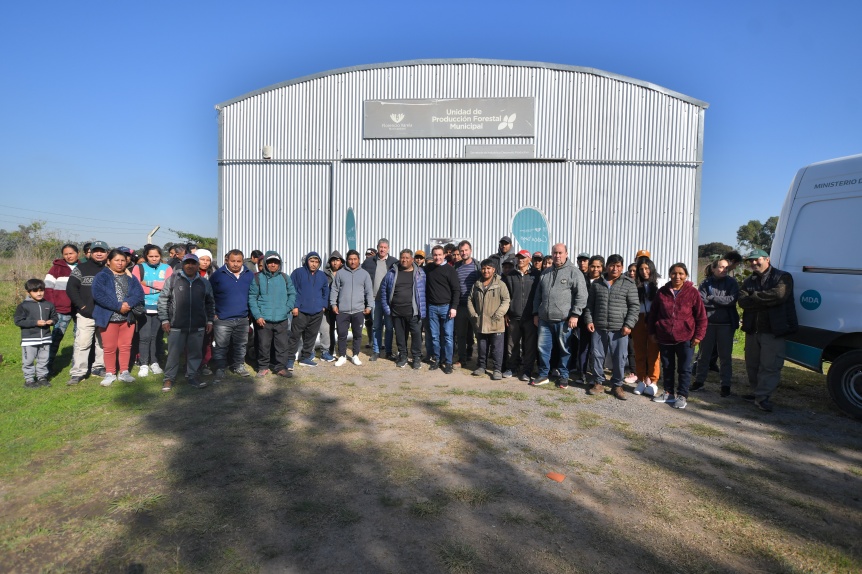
[14,278,59,388]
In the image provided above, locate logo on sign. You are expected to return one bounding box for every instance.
[390,113,405,124]
[800,290,822,311]
[498,114,516,130]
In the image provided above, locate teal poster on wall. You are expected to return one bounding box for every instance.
[511,207,550,256]
[346,208,357,252]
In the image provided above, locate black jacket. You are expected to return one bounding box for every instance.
[424,262,460,309]
[739,266,797,336]
[157,271,215,330]
[14,297,59,346]
[503,267,539,320]
[66,259,107,318]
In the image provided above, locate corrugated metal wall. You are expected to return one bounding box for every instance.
[218,60,705,275]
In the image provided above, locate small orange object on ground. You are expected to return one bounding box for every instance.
[546,472,565,482]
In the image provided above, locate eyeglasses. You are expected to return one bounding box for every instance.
[532,257,543,261]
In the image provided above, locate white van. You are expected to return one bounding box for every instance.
[770,153,862,419]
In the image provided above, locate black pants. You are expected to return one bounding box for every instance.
[477,332,504,371]
[256,320,289,371]
[505,317,537,374]
[336,312,365,357]
[287,311,324,361]
[392,313,422,361]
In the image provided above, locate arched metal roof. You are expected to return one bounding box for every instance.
[214,58,709,110]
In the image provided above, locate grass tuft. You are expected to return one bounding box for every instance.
[438,539,481,573]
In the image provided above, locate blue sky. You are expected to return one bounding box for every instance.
[0,0,858,250]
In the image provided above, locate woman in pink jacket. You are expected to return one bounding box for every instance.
[647,263,707,410]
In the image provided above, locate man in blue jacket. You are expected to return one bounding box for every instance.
[381,249,427,369]
[210,249,255,380]
[248,251,297,377]
[286,252,330,369]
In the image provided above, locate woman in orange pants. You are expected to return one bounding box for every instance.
[631,256,661,396]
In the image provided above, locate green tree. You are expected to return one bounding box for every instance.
[736,216,778,253]
[698,242,733,259]
[167,229,217,253]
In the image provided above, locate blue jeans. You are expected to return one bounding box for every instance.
[537,319,575,379]
[660,341,695,397]
[427,304,454,364]
[212,317,249,370]
[372,301,393,355]
[48,312,73,368]
[590,329,629,387]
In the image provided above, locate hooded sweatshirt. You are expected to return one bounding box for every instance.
[289,251,330,315]
[248,251,296,322]
[330,265,374,315]
[44,258,76,314]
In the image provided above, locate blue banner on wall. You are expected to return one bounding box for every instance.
[511,207,550,256]
[346,208,357,252]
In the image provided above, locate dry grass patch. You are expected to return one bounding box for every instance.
[438,539,482,573]
[687,423,727,438]
[576,411,602,429]
[445,486,503,506]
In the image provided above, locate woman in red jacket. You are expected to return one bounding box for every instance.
[647,263,707,410]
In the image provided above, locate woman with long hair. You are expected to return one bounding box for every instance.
[631,257,662,396]
[132,245,172,377]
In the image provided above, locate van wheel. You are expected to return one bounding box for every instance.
[827,350,862,420]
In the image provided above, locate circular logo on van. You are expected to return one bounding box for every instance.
[800,290,821,311]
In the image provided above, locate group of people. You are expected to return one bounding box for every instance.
[16,235,796,412]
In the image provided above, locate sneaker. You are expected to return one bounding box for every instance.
[299,358,318,367]
[518,372,531,382]
[257,369,271,378]
[429,359,439,371]
[472,367,486,377]
[162,379,173,392]
[335,356,347,366]
[232,365,252,377]
[188,378,208,389]
[396,357,408,368]
[652,391,675,403]
[673,395,688,409]
[644,383,659,397]
[370,353,379,362]
[214,368,226,381]
[276,369,293,378]
[502,370,513,378]
[286,360,295,371]
[321,351,336,363]
[100,373,117,387]
[149,363,163,374]
[612,386,627,400]
[441,363,453,374]
[754,397,774,412]
[556,378,569,389]
[634,380,646,395]
[529,376,550,386]
[412,360,422,370]
[24,380,39,389]
[386,353,398,362]
[491,370,503,381]
[91,367,107,378]
[720,386,731,397]
[37,377,52,387]
[690,381,705,392]
[200,366,213,376]
[118,371,135,383]
[624,373,638,384]
[550,368,560,378]
[586,383,605,395]
[351,355,362,366]
[138,364,150,377]
[67,375,83,386]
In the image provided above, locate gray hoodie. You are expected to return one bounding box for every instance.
[532,259,588,322]
[331,265,374,315]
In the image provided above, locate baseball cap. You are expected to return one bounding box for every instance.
[576,252,590,260]
[635,249,651,259]
[746,249,769,259]
[90,240,109,251]
[516,249,531,258]
[499,236,512,244]
[415,250,426,258]
[182,253,199,263]
[265,253,281,262]
[532,251,543,259]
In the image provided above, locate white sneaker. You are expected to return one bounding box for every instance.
[100,373,117,387]
[118,371,135,383]
[150,363,163,374]
[335,356,347,367]
[645,382,659,397]
[138,364,149,377]
[351,355,362,366]
[634,380,646,395]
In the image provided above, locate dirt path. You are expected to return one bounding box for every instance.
[2,356,861,573]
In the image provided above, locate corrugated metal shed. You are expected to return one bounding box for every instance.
[216,58,707,276]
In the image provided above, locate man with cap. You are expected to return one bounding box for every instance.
[65,240,110,384]
[414,250,426,267]
[210,248,255,380]
[488,236,516,275]
[576,252,591,278]
[249,251,297,377]
[737,249,797,412]
[158,253,215,390]
[286,252,330,368]
[503,249,540,380]
[532,252,545,273]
